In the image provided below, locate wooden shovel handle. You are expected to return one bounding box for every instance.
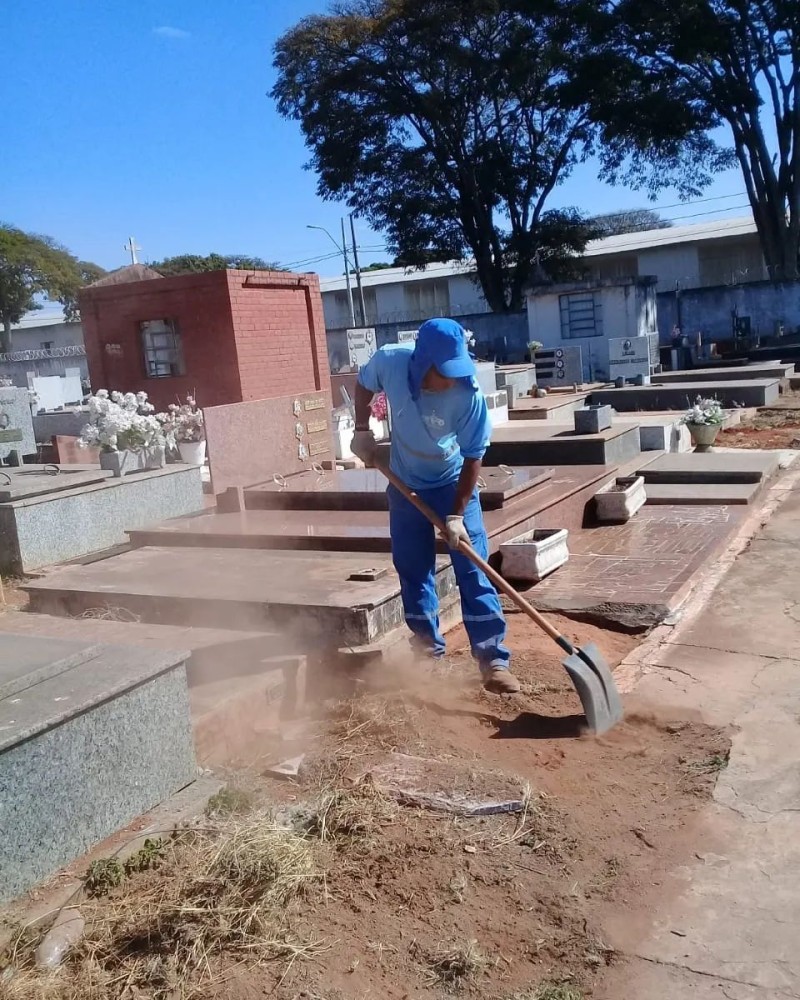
[379,463,567,649]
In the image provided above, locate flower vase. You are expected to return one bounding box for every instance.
[178,440,207,465]
[688,424,720,453]
[500,528,570,583]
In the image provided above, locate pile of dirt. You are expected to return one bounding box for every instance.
[3,615,730,1000]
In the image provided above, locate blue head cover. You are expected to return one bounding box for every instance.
[408,318,477,399]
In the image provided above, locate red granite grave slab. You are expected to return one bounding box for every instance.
[204,390,334,496]
[129,466,616,554]
[243,465,554,511]
[526,503,747,627]
[22,547,457,647]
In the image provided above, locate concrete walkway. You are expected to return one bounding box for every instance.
[598,474,800,999]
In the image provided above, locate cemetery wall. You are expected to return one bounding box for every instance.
[656,278,800,343]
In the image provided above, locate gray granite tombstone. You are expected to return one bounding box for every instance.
[0,388,36,462]
[0,633,197,903]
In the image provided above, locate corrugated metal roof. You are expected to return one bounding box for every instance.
[318,215,758,293]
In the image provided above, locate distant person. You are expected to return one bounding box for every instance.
[350,317,520,694]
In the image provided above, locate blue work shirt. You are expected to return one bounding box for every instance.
[358,344,491,491]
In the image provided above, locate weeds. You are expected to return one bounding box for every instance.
[327,694,421,752]
[684,751,730,774]
[205,785,253,818]
[84,838,166,897]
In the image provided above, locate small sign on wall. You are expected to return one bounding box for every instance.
[346,327,377,369]
[397,329,417,345]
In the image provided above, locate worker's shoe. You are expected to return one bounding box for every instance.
[482,667,521,695]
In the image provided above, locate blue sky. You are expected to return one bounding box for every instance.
[2,1,749,276]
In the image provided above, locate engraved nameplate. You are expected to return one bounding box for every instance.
[303,397,326,412]
[306,419,327,434]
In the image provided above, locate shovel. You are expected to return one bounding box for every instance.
[378,464,624,735]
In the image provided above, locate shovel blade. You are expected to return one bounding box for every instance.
[562,641,624,735]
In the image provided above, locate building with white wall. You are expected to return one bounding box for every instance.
[1,305,88,387]
[319,216,765,333]
[527,277,658,382]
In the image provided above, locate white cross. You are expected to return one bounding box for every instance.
[123,236,142,264]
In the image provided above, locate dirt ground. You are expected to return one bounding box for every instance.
[3,614,731,1000]
[719,388,800,450]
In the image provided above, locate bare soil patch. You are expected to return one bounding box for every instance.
[720,392,800,450]
[2,615,729,1000]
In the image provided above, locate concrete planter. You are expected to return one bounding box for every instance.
[574,404,613,435]
[687,423,720,453]
[595,475,646,523]
[500,528,569,583]
[100,447,165,478]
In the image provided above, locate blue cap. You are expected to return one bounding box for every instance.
[416,318,476,379]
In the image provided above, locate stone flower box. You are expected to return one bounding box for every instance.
[574,404,613,435]
[500,528,569,583]
[595,475,646,523]
[100,446,165,478]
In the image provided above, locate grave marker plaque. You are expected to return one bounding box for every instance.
[608,334,658,381]
[346,327,377,368]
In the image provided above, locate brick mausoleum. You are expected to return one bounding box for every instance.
[79,266,330,408]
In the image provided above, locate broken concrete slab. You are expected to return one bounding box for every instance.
[637,451,780,484]
[368,752,526,816]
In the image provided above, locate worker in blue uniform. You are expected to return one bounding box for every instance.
[351,318,520,694]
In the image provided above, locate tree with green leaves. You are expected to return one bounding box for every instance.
[150,253,284,277]
[590,209,672,238]
[597,0,799,281]
[0,224,105,353]
[273,0,725,312]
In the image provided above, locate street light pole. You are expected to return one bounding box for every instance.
[306,223,355,327]
[349,213,368,328]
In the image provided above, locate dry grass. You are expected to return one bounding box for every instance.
[511,984,584,1000]
[2,816,321,1000]
[301,777,397,846]
[327,694,421,753]
[416,938,490,989]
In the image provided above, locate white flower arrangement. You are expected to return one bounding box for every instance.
[528,340,543,354]
[681,397,725,427]
[156,395,204,446]
[79,389,165,453]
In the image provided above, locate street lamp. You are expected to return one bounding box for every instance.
[306,223,355,327]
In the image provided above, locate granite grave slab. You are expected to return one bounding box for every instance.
[0,465,112,502]
[589,379,780,412]
[652,363,794,384]
[485,422,641,467]
[0,634,196,903]
[243,466,554,511]
[644,482,763,505]
[636,452,780,485]
[0,464,204,574]
[23,546,458,647]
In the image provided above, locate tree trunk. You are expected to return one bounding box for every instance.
[1,318,11,355]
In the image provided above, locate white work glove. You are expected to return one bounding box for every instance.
[350,429,378,467]
[443,515,470,550]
